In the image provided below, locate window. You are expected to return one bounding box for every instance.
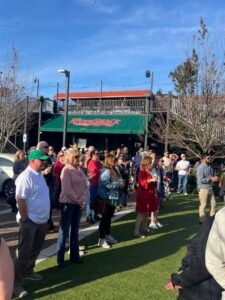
[0,158,13,167]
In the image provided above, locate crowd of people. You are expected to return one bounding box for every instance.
[1,142,225,299]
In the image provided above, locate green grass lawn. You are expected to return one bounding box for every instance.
[20,194,222,300]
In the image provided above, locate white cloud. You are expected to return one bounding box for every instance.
[77,0,119,14]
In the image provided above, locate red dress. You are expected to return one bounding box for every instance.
[136,168,158,213]
[53,160,64,190]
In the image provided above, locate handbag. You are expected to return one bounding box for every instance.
[92,196,107,215]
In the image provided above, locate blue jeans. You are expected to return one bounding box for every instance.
[120,192,127,207]
[56,203,82,265]
[178,174,188,193]
[86,185,98,219]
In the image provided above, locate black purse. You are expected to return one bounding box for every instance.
[92,196,107,215]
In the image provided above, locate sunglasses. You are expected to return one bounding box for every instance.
[74,155,80,159]
[49,148,54,151]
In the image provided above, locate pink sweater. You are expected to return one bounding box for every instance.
[59,164,88,207]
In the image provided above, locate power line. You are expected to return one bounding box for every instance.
[39,80,173,91]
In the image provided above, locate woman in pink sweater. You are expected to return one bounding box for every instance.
[56,149,88,268]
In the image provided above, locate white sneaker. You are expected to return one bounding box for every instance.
[149,223,158,230]
[105,235,118,244]
[98,238,111,249]
[156,221,164,228]
[184,193,188,196]
[13,287,29,298]
[68,246,86,255]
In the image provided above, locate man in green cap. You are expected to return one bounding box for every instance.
[13,149,50,298]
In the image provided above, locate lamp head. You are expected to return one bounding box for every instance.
[145,70,151,78]
[57,68,70,77]
[58,68,66,74]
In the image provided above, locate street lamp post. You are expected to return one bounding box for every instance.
[144,70,154,151]
[58,69,70,147]
[23,96,29,151]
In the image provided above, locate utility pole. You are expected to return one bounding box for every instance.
[99,80,103,113]
[144,97,149,151]
[35,78,42,143]
[144,70,154,151]
[165,92,172,152]
[56,82,59,101]
[54,82,59,115]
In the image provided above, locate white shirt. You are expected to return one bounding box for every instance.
[205,207,225,298]
[162,156,172,172]
[176,160,190,175]
[15,165,50,224]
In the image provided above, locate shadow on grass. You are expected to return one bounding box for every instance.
[23,195,200,299]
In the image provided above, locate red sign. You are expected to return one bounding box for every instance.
[70,118,121,127]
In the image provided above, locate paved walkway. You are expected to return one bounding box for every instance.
[0,195,135,263]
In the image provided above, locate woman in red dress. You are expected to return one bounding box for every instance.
[134,155,158,237]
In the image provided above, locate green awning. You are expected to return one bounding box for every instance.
[40,114,147,134]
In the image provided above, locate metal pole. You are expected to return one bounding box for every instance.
[99,80,103,113]
[150,72,154,110]
[23,96,29,151]
[165,92,172,152]
[144,71,154,151]
[63,71,70,147]
[54,82,59,115]
[144,97,149,151]
[56,82,59,100]
[36,79,42,143]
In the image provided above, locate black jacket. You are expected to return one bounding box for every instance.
[171,216,223,300]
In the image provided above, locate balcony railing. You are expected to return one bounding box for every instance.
[57,96,169,115]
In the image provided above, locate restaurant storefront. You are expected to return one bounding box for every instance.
[40,114,147,151]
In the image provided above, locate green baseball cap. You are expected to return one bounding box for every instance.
[28,149,49,161]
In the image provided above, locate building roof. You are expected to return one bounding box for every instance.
[54,89,151,100]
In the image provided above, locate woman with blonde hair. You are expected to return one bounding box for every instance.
[13,150,27,180]
[56,149,88,267]
[134,155,158,237]
[8,150,27,213]
[97,154,123,249]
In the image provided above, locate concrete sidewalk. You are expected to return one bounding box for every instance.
[0,195,135,263]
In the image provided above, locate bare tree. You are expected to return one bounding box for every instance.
[0,47,35,152]
[151,19,225,159]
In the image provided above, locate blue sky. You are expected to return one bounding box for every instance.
[0,0,224,98]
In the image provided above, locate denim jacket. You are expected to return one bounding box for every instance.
[97,168,120,200]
